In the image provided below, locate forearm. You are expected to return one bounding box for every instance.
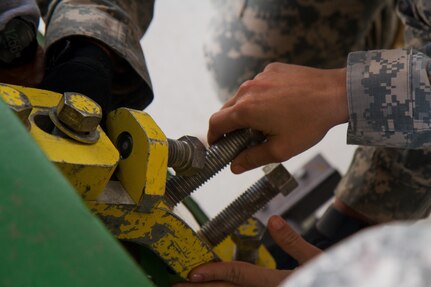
[43,0,155,109]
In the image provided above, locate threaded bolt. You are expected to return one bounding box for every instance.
[164,129,264,208]
[197,164,297,247]
[231,217,266,264]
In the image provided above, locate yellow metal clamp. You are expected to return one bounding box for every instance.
[0,84,275,280]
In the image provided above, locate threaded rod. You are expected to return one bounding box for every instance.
[164,129,263,208]
[197,177,278,247]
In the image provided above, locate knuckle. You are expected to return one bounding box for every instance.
[280,227,301,248]
[208,112,219,126]
[264,62,283,72]
[238,80,256,94]
[227,265,244,283]
[231,101,252,120]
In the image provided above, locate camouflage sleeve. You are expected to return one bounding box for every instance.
[41,0,155,109]
[280,220,431,287]
[346,48,431,148]
[346,0,431,148]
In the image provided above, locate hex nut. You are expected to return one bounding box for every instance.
[175,135,206,176]
[0,84,32,124]
[56,92,102,133]
[263,163,298,195]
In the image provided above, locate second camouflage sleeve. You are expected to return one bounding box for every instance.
[41,0,155,109]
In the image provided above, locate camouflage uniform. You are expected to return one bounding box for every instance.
[336,0,431,222]
[205,0,431,223]
[204,0,399,102]
[1,0,155,109]
[281,218,431,287]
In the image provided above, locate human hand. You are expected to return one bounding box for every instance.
[0,46,45,87]
[173,216,322,287]
[207,63,348,174]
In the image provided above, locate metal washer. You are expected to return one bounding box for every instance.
[49,108,99,144]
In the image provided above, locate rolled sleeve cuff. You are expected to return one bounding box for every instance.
[346,49,431,149]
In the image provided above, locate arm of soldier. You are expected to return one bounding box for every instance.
[173,216,322,287]
[347,0,431,148]
[40,0,155,110]
[207,63,349,174]
[346,48,431,148]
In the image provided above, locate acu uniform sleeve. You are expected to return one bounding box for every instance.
[41,0,156,110]
[346,0,431,149]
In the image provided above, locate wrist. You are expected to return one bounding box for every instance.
[327,67,348,127]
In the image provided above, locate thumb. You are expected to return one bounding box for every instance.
[268,216,322,264]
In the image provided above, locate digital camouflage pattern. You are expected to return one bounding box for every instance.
[335,146,431,222]
[337,0,431,222]
[204,0,398,102]
[1,0,155,110]
[204,0,431,223]
[281,218,431,287]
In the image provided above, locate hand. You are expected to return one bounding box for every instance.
[173,216,322,287]
[207,63,348,174]
[0,46,45,87]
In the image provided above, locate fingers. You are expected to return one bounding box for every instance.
[208,79,265,145]
[268,216,322,264]
[230,139,290,174]
[174,262,290,287]
[207,106,247,145]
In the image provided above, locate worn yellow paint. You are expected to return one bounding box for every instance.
[0,84,26,106]
[88,202,217,278]
[237,218,260,236]
[213,237,276,269]
[29,108,119,199]
[14,84,120,200]
[68,92,101,114]
[106,108,168,207]
[8,84,62,107]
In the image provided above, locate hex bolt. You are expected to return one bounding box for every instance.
[168,136,206,176]
[164,129,264,208]
[0,84,32,127]
[49,92,102,144]
[197,164,298,247]
[231,217,266,264]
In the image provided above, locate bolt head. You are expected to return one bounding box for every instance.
[263,164,298,195]
[231,218,265,248]
[56,92,102,133]
[0,84,32,124]
[175,135,206,176]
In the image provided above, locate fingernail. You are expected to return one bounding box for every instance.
[189,273,204,282]
[270,216,285,230]
[232,164,245,174]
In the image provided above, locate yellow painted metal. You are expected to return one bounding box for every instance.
[213,237,276,269]
[0,84,27,106]
[68,93,102,115]
[88,202,218,279]
[106,108,168,210]
[5,83,275,277]
[10,84,63,107]
[7,84,120,200]
[0,84,33,124]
